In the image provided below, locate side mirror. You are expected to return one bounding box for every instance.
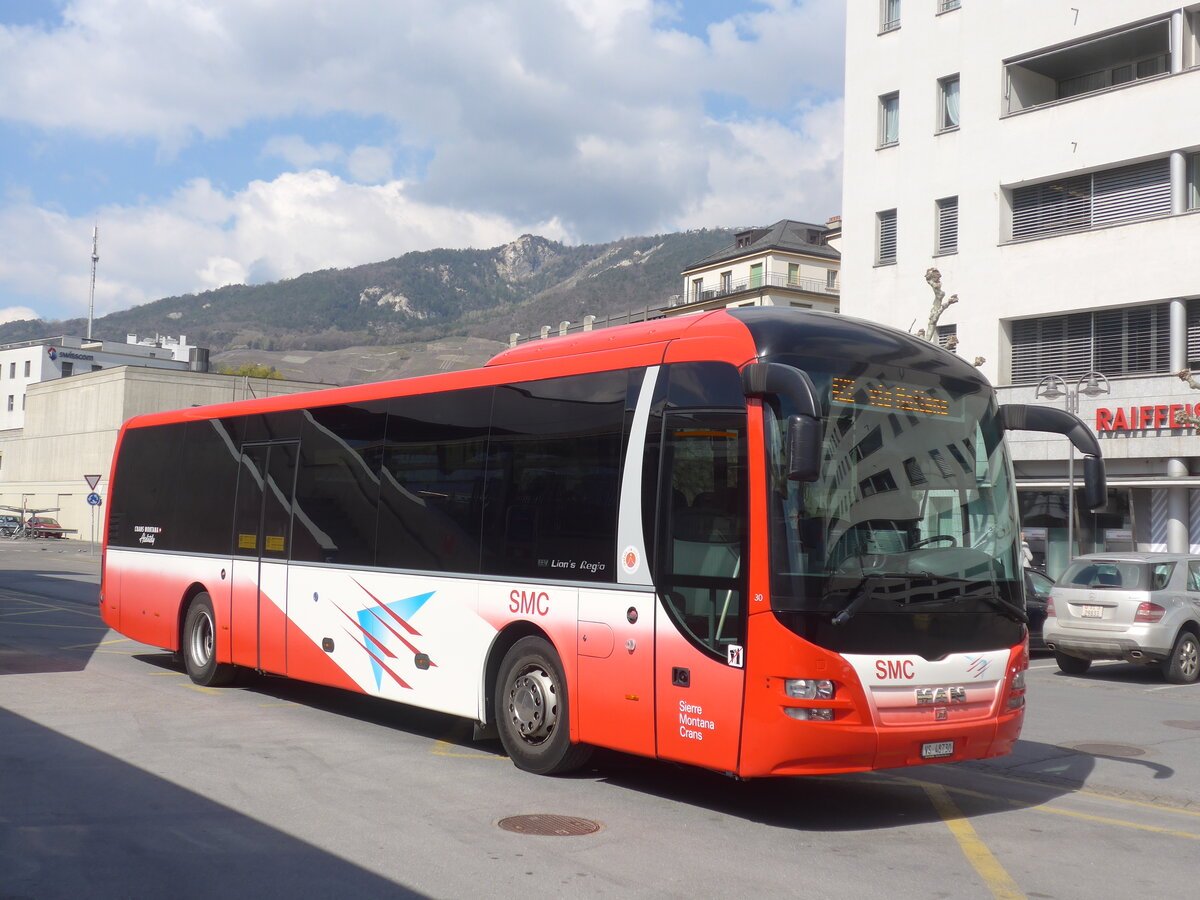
[787,415,822,482]
[1000,403,1108,512]
[1081,456,1108,512]
[743,362,823,484]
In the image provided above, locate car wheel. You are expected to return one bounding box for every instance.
[1054,651,1091,675]
[495,636,592,775]
[182,593,236,687]
[1162,630,1200,685]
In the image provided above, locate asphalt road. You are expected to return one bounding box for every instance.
[2,540,1199,899]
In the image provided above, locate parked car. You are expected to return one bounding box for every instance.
[27,516,67,539]
[1043,553,1200,683]
[0,514,20,537]
[1023,567,1053,650]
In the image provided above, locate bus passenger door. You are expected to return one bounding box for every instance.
[229,442,298,674]
[653,405,747,772]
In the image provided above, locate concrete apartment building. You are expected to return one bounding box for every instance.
[841,1,1200,575]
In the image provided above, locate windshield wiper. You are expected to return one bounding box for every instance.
[915,576,1028,624]
[830,575,1027,625]
[832,575,889,626]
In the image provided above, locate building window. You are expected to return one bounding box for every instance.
[1004,19,1171,114]
[878,92,899,147]
[876,209,898,264]
[939,0,960,11]
[880,0,900,33]
[7,363,13,378]
[787,263,800,285]
[1012,305,1171,383]
[935,324,958,351]
[61,362,74,378]
[720,271,732,294]
[749,263,764,289]
[1010,158,1170,241]
[826,269,838,292]
[937,75,960,131]
[935,196,959,255]
[23,360,30,377]
[6,395,11,412]
[692,278,703,301]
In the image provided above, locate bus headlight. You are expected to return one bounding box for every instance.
[784,678,834,700]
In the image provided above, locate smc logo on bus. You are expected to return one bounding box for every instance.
[509,589,550,616]
[875,659,916,680]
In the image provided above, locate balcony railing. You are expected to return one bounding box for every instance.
[672,272,839,309]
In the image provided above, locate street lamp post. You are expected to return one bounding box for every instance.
[1034,372,1110,562]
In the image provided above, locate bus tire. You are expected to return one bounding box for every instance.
[495,636,592,775]
[183,593,236,687]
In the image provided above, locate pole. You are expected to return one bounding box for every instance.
[1066,444,1074,561]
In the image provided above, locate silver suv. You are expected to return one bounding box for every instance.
[1043,553,1200,684]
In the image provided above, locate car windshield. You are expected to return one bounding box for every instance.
[1058,560,1173,591]
[764,357,1021,623]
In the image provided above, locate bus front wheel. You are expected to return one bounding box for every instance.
[183,593,236,687]
[495,636,592,775]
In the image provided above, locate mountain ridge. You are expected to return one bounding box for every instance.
[0,229,737,371]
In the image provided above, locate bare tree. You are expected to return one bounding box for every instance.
[916,267,985,367]
[1175,370,1200,427]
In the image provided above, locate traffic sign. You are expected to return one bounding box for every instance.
[87,492,102,507]
[85,474,101,490]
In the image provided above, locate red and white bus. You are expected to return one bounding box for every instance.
[100,308,1105,777]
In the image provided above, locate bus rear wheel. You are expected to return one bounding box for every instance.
[183,593,236,687]
[495,636,592,775]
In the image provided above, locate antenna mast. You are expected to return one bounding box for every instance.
[87,226,99,340]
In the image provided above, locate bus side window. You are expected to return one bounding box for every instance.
[291,401,387,566]
[377,389,492,574]
[481,371,627,582]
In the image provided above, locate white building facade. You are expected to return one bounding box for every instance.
[673,220,841,317]
[842,1,1200,576]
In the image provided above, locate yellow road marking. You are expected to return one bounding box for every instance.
[921,783,1026,900]
[186,684,222,695]
[430,738,501,760]
[891,774,1200,841]
[961,768,1200,819]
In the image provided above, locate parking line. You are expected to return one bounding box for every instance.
[921,783,1025,899]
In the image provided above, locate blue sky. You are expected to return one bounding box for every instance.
[0,1,845,324]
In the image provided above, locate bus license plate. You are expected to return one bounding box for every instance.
[921,741,954,759]
[1081,605,1103,619]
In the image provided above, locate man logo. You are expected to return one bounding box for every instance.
[916,686,966,705]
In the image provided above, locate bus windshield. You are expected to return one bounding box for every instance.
[764,357,1023,648]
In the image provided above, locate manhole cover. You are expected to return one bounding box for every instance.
[1072,743,1146,758]
[1163,720,1200,731]
[497,814,601,836]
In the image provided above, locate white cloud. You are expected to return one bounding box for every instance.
[262,135,344,170]
[0,1,845,318]
[0,306,41,325]
[347,146,394,184]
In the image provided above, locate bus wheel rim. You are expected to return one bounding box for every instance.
[190,610,213,666]
[508,667,557,744]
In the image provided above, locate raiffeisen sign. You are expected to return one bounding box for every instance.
[1095,405,1200,433]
